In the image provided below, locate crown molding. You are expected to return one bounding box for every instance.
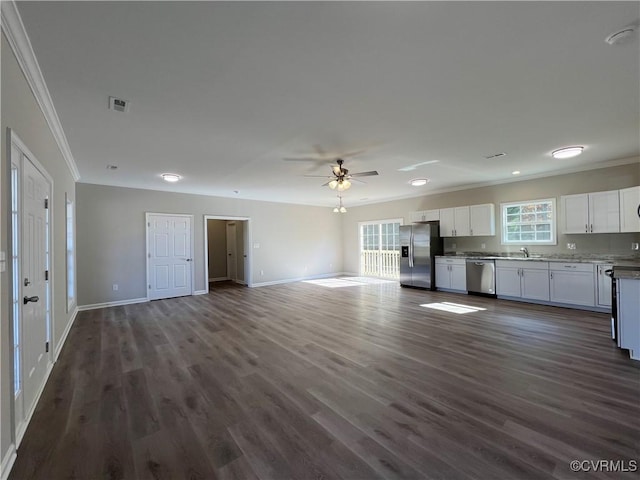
[1,0,81,181]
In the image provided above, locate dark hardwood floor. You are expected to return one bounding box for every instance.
[9,280,640,480]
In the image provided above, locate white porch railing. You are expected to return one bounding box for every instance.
[360,249,400,279]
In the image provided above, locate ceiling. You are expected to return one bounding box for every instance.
[15,1,640,207]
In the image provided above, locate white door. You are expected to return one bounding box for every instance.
[226,222,237,282]
[147,214,193,300]
[21,157,51,424]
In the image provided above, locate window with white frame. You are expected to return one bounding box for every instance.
[359,219,402,278]
[501,198,556,245]
[66,194,76,311]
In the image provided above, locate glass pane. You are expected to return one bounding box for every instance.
[506,214,520,224]
[537,232,551,240]
[522,233,535,240]
[522,213,536,222]
[506,206,520,215]
[521,225,534,232]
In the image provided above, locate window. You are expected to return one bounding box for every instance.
[501,198,556,245]
[359,219,402,278]
[11,163,21,396]
[66,194,75,311]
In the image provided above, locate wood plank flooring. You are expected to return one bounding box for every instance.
[9,280,640,480]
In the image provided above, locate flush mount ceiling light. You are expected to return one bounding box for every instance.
[333,195,347,213]
[410,178,429,187]
[551,146,584,159]
[512,170,521,175]
[161,173,181,183]
[605,20,639,45]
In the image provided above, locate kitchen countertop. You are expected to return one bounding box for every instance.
[438,253,640,266]
[612,265,640,279]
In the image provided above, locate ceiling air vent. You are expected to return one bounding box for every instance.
[484,152,507,159]
[109,96,130,113]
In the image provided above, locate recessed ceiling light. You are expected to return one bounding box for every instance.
[512,170,521,175]
[410,178,429,187]
[551,146,584,159]
[161,173,181,183]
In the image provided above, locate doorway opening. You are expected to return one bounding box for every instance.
[359,219,402,279]
[204,216,251,291]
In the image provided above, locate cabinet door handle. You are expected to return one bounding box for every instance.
[470,229,473,236]
[590,224,593,233]
[585,224,588,233]
[550,272,553,279]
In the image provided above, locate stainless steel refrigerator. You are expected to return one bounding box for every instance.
[400,222,443,289]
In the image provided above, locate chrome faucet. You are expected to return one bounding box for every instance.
[520,247,529,258]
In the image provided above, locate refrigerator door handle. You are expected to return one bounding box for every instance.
[409,233,414,268]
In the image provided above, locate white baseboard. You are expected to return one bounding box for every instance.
[252,272,340,288]
[193,290,208,296]
[77,297,148,311]
[54,306,78,361]
[235,279,247,286]
[208,277,229,282]
[1,445,16,480]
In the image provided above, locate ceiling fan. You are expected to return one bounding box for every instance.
[304,159,379,191]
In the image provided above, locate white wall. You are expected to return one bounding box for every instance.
[76,183,343,305]
[342,162,640,274]
[1,31,77,476]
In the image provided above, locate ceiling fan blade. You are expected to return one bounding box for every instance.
[284,157,330,162]
[350,178,367,184]
[320,181,332,187]
[350,171,379,177]
[303,174,332,178]
[339,148,368,159]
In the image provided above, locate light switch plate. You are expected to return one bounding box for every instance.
[0,250,5,261]
[632,242,639,251]
[567,243,576,250]
[0,261,5,273]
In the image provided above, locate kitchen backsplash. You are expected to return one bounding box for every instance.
[443,232,640,257]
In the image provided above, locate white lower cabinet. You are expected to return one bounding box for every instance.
[435,258,467,291]
[496,260,550,301]
[596,264,613,308]
[549,263,595,307]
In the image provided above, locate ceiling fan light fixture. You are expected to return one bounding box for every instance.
[328,180,339,189]
[551,146,583,159]
[336,179,351,191]
[161,173,181,183]
[333,207,339,213]
[339,206,347,213]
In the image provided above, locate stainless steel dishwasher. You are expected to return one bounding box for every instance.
[465,259,496,295]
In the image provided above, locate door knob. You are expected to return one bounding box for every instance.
[23,296,39,304]
[186,258,192,262]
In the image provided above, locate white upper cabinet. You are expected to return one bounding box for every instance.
[561,190,619,234]
[409,209,440,223]
[589,190,620,233]
[469,203,496,236]
[619,186,640,233]
[439,206,469,237]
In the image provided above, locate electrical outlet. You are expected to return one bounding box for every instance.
[260,270,264,276]
[112,284,118,291]
[567,243,576,250]
[452,243,457,250]
[481,243,486,249]
[632,242,639,251]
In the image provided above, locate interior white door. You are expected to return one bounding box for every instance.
[226,222,237,282]
[148,214,193,300]
[21,157,50,422]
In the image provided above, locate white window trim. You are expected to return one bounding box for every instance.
[501,198,557,246]
[65,193,76,312]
